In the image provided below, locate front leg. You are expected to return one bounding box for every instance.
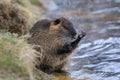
[57,43,73,54]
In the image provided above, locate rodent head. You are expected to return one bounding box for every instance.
[29,17,85,54]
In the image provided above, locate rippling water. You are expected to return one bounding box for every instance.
[69,37,120,80]
[47,0,120,80]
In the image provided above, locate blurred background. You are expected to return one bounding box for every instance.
[0,0,120,80]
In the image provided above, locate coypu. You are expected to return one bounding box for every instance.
[28,17,85,74]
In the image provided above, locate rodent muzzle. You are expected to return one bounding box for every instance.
[70,31,86,48]
[57,31,86,54]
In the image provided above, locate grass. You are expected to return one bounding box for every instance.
[0,0,41,36]
[0,33,30,80]
[0,0,55,80]
[0,33,55,80]
[30,0,40,5]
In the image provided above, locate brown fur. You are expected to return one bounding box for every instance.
[28,17,85,73]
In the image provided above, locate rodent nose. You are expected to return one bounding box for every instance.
[69,31,86,48]
[74,31,86,39]
[79,31,86,39]
[71,31,86,42]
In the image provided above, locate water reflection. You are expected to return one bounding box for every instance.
[47,0,120,80]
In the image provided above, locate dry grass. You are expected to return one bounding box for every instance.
[0,0,55,80]
[0,0,41,36]
[0,33,34,80]
[0,33,55,80]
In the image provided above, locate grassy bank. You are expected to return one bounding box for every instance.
[0,33,55,80]
[0,0,55,80]
[0,33,33,80]
[0,0,43,36]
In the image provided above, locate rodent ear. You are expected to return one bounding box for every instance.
[49,18,63,31]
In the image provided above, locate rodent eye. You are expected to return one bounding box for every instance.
[53,19,61,25]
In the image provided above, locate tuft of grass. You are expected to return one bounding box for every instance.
[0,33,32,80]
[30,0,40,5]
[0,33,55,80]
[0,0,41,36]
[0,0,56,80]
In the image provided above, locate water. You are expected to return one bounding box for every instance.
[69,37,120,80]
[46,0,120,80]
